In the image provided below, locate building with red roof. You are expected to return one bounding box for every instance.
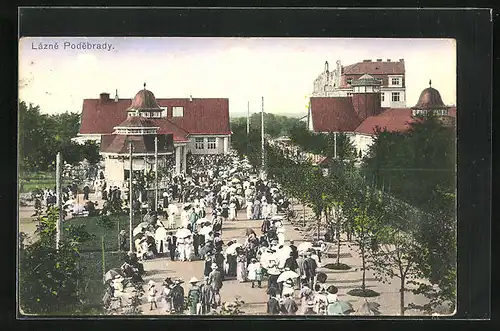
[309,75,456,157]
[313,59,407,108]
[74,85,231,188]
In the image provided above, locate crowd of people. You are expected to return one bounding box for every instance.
[100,152,354,315]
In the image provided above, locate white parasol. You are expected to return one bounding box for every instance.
[199,226,213,236]
[278,245,292,260]
[260,252,277,269]
[133,227,144,237]
[231,178,240,183]
[176,228,192,239]
[104,268,125,282]
[64,199,75,205]
[196,218,211,225]
[168,204,179,215]
[271,215,284,221]
[297,242,313,252]
[225,242,242,255]
[277,270,299,283]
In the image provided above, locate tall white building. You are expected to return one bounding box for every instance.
[312,58,407,108]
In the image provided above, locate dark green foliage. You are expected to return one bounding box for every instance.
[19,207,94,315]
[347,288,380,298]
[18,101,101,174]
[323,263,351,270]
[361,114,456,313]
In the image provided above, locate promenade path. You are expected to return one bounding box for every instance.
[19,193,432,315]
[137,202,431,316]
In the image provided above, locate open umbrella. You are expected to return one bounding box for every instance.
[176,228,192,239]
[225,242,242,255]
[271,215,284,221]
[326,300,355,315]
[199,226,213,236]
[196,218,211,225]
[260,252,277,269]
[104,268,125,282]
[297,242,313,252]
[277,270,299,283]
[231,178,240,183]
[133,226,144,237]
[168,204,179,215]
[355,301,380,316]
[245,228,256,237]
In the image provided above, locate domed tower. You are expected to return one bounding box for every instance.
[411,80,450,117]
[126,83,163,119]
[351,73,382,120]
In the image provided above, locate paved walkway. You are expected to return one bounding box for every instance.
[137,203,431,316]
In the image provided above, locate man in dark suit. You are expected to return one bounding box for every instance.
[289,240,299,260]
[167,232,177,261]
[266,288,281,315]
[207,263,223,306]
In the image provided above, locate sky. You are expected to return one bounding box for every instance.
[19,37,456,117]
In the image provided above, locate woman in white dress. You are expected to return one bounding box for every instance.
[246,200,253,220]
[177,237,186,261]
[181,208,190,228]
[276,221,286,245]
[168,203,178,228]
[229,201,237,221]
[184,235,194,262]
[261,201,269,219]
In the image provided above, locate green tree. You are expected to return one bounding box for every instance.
[344,184,384,296]
[20,207,93,314]
[370,224,422,315]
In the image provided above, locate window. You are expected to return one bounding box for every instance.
[173,106,184,117]
[346,78,353,85]
[377,78,383,85]
[391,77,401,85]
[381,93,385,102]
[195,138,204,150]
[207,137,216,150]
[392,92,400,102]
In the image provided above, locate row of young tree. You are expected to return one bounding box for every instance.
[19,101,101,174]
[232,113,456,315]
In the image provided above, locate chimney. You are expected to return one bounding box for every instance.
[100,92,110,102]
[399,58,404,62]
[363,59,372,62]
[189,95,193,101]
[114,89,119,102]
[376,59,382,62]
[386,59,391,62]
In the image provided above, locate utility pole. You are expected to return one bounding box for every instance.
[56,152,62,250]
[247,101,250,136]
[334,132,337,159]
[155,135,158,212]
[261,96,265,178]
[129,142,133,252]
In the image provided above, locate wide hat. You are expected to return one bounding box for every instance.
[189,276,199,283]
[148,280,156,286]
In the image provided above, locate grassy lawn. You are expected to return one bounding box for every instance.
[67,214,136,252]
[79,251,125,309]
[19,171,71,193]
[68,214,137,310]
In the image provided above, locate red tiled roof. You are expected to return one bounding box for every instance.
[354,108,414,135]
[343,61,405,75]
[79,97,230,139]
[116,116,157,128]
[100,134,174,154]
[310,97,362,133]
[157,99,231,135]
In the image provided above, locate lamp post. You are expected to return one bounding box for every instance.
[129,142,133,252]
